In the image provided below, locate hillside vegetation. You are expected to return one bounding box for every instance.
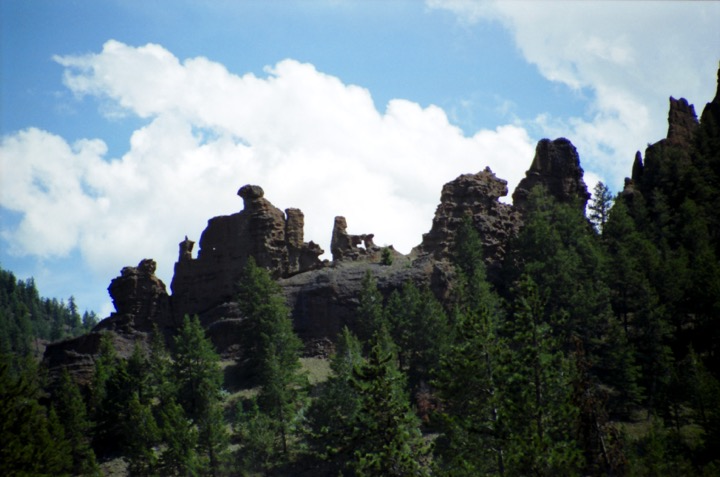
[2,70,720,476]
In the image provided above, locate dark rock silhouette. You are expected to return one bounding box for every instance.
[44,136,594,372]
[513,138,590,212]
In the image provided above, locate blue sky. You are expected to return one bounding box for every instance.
[1,1,718,317]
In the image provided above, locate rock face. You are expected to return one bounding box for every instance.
[44,136,599,376]
[513,138,590,211]
[43,259,171,386]
[414,167,520,275]
[633,95,703,198]
[171,185,324,319]
[666,97,699,147]
[99,259,173,333]
[280,256,453,354]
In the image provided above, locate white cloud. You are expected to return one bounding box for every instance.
[2,40,535,295]
[428,0,720,191]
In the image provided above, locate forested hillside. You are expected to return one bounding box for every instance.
[0,267,98,356]
[2,70,719,476]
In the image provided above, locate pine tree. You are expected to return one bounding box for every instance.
[349,327,430,476]
[90,333,134,454]
[0,355,73,475]
[172,315,229,475]
[124,391,160,476]
[385,282,450,391]
[173,315,223,420]
[237,257,307,461]
[197,398,230,477]
[53,369,98,475]
[356,270,386,344]
[234,398,277,476]
[434,304,504,476]
[159,398,200,477]
[432,215,507,475]
[307,326,365,471]
[498,276,583,476]
[589,181,614,232]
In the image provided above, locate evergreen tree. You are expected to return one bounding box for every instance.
[349,327,430,476]
[172,315,229,475]
[159,398,200,477]
[307,326,365,472]
[234,398,278,476]
[173,315,223,421]
[148,325,176,405]
[356,269,386,344]
[53,369,98,475]
[385,282,450,391]
[82,310,98,331]
[124,391,160,476]
[433,303,504,476]
[498,276,583,476]
[237,257,307,461]
[197,398,230,477]
[433,214,506,475]
[0,355,73,475]
[588,181,614,232]
[90,333,134,454]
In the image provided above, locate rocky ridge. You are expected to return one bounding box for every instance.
[42,134,603,379]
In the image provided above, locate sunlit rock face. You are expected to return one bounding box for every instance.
[170,185,324,320]
[414,166,520,275]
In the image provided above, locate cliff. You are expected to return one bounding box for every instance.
[43,135,595,378]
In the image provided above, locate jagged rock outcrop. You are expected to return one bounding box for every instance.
[171,185,324,319]
[43,260,170,386]
[97,259,173,333]
[632,95,703,199]
[330,216,382,261]
[699,64,720,137]
[513,138,590,212]
[666,97,699,147]
[414,167,520,275]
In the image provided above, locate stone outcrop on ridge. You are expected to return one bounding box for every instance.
[513,138,590,212]
[414,166,520,275]
[171,185,324,320]
[44,135,596,375]
[43,259,170,385]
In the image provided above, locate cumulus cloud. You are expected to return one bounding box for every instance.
[1,40,535,293]
[428,0,720,190]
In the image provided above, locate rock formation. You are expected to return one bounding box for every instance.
[43,259,171,386]
[171,185,323,319]
[666,97,699,147]
[414,167,520,275]
[513,138,590,212]
[330,216,382,261]
[631,95,703,200]
[44,136,598,373]
[280,256,453,355]
[99,259,173,333]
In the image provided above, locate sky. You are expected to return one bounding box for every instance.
[1,1,718,318]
